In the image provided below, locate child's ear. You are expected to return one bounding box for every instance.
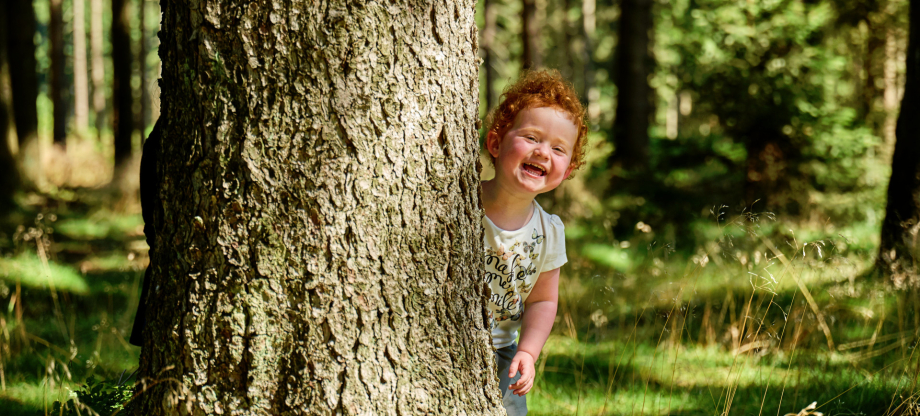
[563,164,575,181]
[486,130,502,158]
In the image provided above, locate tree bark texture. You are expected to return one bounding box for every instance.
[133,0,503,415]
[610,0,652,172]
[112,0,133,173]
[878,0,920,288]
[74,0,90,131]
[521,0,541,70]
[50,0,67,146]
[5,0,41,186]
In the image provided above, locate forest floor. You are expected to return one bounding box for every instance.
[0,187,917,416]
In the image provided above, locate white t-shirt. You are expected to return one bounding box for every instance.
[483,201,567,349]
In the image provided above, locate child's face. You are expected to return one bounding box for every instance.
[487,107,578,198]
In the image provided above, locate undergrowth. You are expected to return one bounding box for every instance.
[0,190,917,416]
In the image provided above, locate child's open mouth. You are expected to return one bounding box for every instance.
[522,163,546,177]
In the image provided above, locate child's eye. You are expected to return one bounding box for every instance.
[554,147,566,154]
[525,135,537,142]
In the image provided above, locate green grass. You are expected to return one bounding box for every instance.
[0,189,917,416]
[0,252,89,294]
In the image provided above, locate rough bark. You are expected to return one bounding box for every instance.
[74,0,90,132]
[522,0,541,70]
[878,0,920,288]
[91,0,106,136]
[112,0,133,175]
[132,0,503,415]
[50,0,67,146]
[5,0,41,186]
[610,0,652,172]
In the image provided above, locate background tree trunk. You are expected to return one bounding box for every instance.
[610,0,652,172]
[50,0,67,146]
[91,0,105,136]
[0,6,19,210]
[137,0,149,135]
[522,0,542,70]
[482,0,498,112]
[132,1,504,414]
[73,0,90,132]
[111,0,133,177]
[582,0,596,123]
[877,0,920,287]
[5,0,41,187]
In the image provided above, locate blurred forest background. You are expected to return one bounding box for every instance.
[0,0,918,414]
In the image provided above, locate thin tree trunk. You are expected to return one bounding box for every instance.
[522,0,542,70]
[111,0,133,177]
[865,27,883,122]
[582,0,596,123]
[884,26,900,149]
[483,0,498,111]
[73,0,89,132]
[50,0,67,146]
[878,0,920,288]
[561,0,573,81]
[91,0,105,137]
[5,0,41,187]
[610,0,653,172]
[131,1,504,414]
[137,0,149,136]
[0,6,20,210]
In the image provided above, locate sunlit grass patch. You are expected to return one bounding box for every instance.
[0,251,89,294]
[581,243,634,271]
[54,212,143,240]
[532,335,915,415]
[0,380,77,415]
[78,251,148,274]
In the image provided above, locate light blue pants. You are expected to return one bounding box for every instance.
[495,342,528,416]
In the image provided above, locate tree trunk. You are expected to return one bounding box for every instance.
[91,0,105,136]
[5,0,41,187]
[131,1,504,415]
[0,6,19,210]
[522,0,541,70]
[74,0,89,132]
[878,0,920,288]
[482,0,498,112]
[50,0,67,146]
[610,0,653,172]
[864,33,880,120]
[883,25,900,149]
[137,0,149,135]
[111,0,133,177]
[582,0,596,123]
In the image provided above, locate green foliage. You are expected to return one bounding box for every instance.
[51,376,135,416]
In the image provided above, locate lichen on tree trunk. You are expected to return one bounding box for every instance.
[133,0,504,414]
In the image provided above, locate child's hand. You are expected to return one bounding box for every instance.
[508,350,536,396]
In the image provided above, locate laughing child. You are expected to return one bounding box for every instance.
[481,70,588,415]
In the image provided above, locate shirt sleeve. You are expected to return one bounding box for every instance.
[540,214,568,273]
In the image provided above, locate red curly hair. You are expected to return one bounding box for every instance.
[486,70,589,174]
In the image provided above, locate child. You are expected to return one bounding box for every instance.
[481,70,588,415]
